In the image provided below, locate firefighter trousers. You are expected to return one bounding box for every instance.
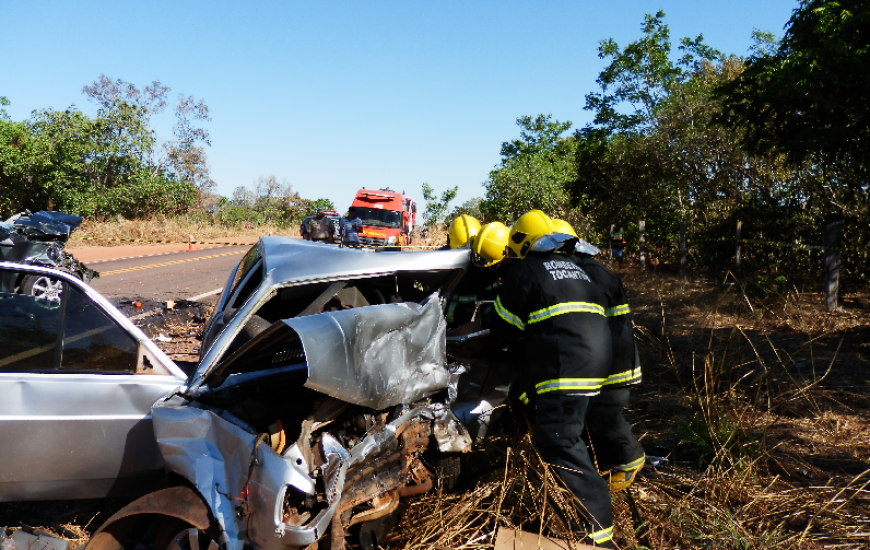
[533,393,614,547]
[585,387,646,471]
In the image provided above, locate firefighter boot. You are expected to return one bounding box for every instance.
[605,455,645,492]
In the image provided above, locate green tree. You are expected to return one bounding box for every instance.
[421,183,458,226]
[216,176,309,227]
[311,198,335,211]
[482,150,576,222]
[717,0,870,218]
[482,115,576,222]
[448,197,485,222]
[500,114,573,159]
[570,11,834,274]
[584,10,721,136]
[0,90,197,218]
[83,74,214,191]
[718,0,870,165]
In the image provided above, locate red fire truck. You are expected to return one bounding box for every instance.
[350,188,414,247]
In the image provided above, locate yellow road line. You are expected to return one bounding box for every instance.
[100,250,246,276]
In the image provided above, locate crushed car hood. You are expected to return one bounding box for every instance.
[13,211,83,238]
[200,294,450,410]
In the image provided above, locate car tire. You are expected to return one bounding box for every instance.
[21,274,64,303]
[155,518,219,550]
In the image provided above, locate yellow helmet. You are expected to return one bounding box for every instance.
[551,219,578,238]
[471,222,510,267]
[448,214,482,249]
[508,210,554,258]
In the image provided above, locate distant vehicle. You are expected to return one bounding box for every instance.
[350,188,410,247]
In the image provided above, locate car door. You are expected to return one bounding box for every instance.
[0,263,187,501]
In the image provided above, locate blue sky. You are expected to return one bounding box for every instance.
[2,0,798,212]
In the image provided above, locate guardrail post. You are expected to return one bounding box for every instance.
[638,220,646,270]
[824,214,844,311]
[735,220,742,277]
[679,220,686,280]
[609,224,615,261]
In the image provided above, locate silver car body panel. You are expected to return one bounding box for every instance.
[0,262,186,501]
[0,372,184,500]
[194,238,469,387]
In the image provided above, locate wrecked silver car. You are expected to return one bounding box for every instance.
[73,238,496,550]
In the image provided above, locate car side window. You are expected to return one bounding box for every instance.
[61,283,138,373]
[0,270,138,374]
[0,290,60,371]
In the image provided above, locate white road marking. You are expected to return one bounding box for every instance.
[129,309,161,321]
[187,288,224,301]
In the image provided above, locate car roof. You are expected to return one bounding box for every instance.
[258,237,469,282]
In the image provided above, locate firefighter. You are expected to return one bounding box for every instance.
[444,216,502,327]
[483,210,615,548]
[551,219,645,492]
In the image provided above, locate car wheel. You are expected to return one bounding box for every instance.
[21,274,63,303]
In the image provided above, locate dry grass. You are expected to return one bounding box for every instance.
[67,217,449,249]
[0,500,106,550]
[388,432,594,550]
[392,266,869,549]
[67,216,300,248]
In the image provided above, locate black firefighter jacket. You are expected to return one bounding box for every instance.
[491,252,612,403]
[570,255,642,388]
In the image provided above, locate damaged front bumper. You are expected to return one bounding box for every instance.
[153,398,471,550]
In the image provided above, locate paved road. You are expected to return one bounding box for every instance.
[89,245,250,305]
